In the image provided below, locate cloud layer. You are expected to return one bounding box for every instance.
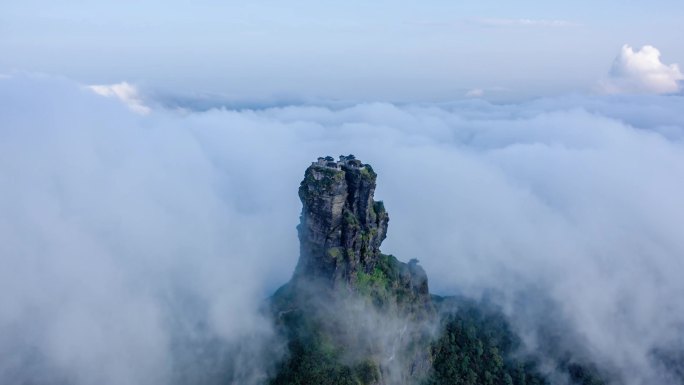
[1,75,684,384]
[601,44,684,95]
[89,82,151,114]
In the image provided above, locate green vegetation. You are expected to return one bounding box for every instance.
[270,311,370,385]
[270,289,385,385]
[368,203,377,223]
[376,253,399,280]
[344,210,360,227]
[326,247,343,261]
[356,268,389,296]
[359,166,376,181]
[270,269,607,385]
[363,164,376,180]
[318,166,344,179]
[425,298,607,385]
[354,254,419,310]
[373,201,386,215]
[301,167,344,194]
[565,364,606,385]
[426,299,547,385]
[270,289,603,385]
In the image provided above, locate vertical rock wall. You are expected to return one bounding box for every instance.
[295,156,389,285]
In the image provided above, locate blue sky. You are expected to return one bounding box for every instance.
[2,1,683,101]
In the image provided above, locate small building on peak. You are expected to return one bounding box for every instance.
[338,154,365,168]
[312,156,341,169]
[312,154,370,170]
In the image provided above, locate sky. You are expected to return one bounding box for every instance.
[2,0,683,101]
[2,2,684,385]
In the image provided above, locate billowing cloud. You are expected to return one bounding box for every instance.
[601,44,684,95]
[89,82,151,114]
[1,75,684,384]
[0,76,284,385]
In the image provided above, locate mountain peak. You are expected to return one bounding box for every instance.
[295,155,389,285]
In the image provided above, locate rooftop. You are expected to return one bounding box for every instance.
[312,154,366,170]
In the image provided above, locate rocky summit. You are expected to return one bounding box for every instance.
[270,155,434,385]
[292,155,431,313]
[295,155,390,285]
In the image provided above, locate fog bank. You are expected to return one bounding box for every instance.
[1,75,683,384]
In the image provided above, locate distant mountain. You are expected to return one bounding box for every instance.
[267,156,606,385]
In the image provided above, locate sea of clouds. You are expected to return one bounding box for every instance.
[1,73,683,384]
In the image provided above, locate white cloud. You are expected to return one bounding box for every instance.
[601,44,684,95]
[465,88,485,98]
[1,76,281,385]
[2,75,684,384]
[88,82,151,114]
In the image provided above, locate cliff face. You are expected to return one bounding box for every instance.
[293,156,431,313]
[295,155,389,285]
[271,156,433,385]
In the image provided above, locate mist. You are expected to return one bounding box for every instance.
[1,74,684,384]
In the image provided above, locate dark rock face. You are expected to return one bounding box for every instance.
[271,155,435,385]
[295,155,389,286]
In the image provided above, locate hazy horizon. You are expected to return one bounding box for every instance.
[2,1,683,102]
